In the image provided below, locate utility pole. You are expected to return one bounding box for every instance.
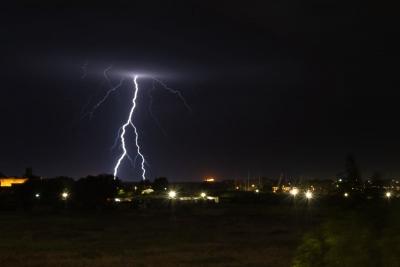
[247,171,250,191]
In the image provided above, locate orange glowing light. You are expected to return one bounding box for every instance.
[0,178,28,187]
[204,177,215,182]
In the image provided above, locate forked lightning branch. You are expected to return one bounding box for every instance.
[85,71,190,181]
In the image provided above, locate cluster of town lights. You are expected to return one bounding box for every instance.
[288,188,394,200]
[165,188,394,202]
[289,188,312,198]
[33,188,395,203]
[168,190,209,199]
[34,192,69,200]
[288,188,313,200]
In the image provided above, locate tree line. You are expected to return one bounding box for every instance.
[0,174,170,211]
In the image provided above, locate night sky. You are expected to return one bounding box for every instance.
[1,1,398,181]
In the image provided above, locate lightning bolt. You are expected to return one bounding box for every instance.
[153,78,192,112]
[148,80,167,136]
[113,75,146,180]
[88,78,125,119]
[103,64,113,86]
[82,68,191,181]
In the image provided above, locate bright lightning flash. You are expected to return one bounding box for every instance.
[84,67,190,181]
[113,75,146,180]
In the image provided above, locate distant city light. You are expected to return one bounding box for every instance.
[305,191,313,199]
[255,189,260,193]
[35,193,40,198]
[344,192,349,198]
[61,192,69,200]
[205,177,215,182]
[168,190,177,199]
[141,188,154,194]
[200,192,207,198]
[114,198,121,202]
[235,186,240,190]
[385,192,392,198]
[290,188,299,196]
[0,177,29,187]
[251,184,255,188]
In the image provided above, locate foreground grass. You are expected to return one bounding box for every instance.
[0,204,319,267]
[293,201,400,267]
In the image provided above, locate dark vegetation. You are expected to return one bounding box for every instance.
[1,175,119,211]
[293,201,400,267]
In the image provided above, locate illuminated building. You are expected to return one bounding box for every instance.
[0,177,28,187]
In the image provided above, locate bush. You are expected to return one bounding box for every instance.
[293,203,400,267]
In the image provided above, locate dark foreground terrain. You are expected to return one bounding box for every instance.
[0,201,399,267]
[0,203,320,267]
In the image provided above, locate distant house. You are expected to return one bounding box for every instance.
[0,177,28,187]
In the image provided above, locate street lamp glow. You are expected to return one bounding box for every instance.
[35,193,40,198]
[61,192,69,200]
[344,192,349,198]
[305,191,313,199]
[168,190,177,199]
[290,188,299,196]
[255,189,260,193]
[200,192,207,198]
[385,192,392,198]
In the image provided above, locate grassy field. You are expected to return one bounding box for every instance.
[0,203,322,267]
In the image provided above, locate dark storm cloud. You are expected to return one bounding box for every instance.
[0,1,399,181]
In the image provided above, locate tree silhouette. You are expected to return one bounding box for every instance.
[344,154,362,191]
[16,176,74,210]
[370,171,383,187]
[24,167,33,178]
[153,177,169,192]
[365,171,384,197]
[73,174,119,208]
[23,167,40,180]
